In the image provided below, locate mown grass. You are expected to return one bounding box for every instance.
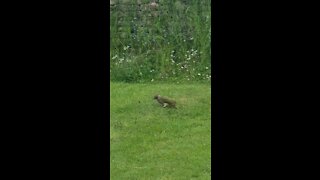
[110,82,211,179]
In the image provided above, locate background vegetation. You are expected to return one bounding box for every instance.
[110,0,211,83]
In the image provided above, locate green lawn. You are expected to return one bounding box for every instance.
[110,82,211,179]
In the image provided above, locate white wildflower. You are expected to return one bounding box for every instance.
[123,46,130,50]
[112,55,118,59]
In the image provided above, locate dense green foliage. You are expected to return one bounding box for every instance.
[110,82,211,179]
[110,0,211,83]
